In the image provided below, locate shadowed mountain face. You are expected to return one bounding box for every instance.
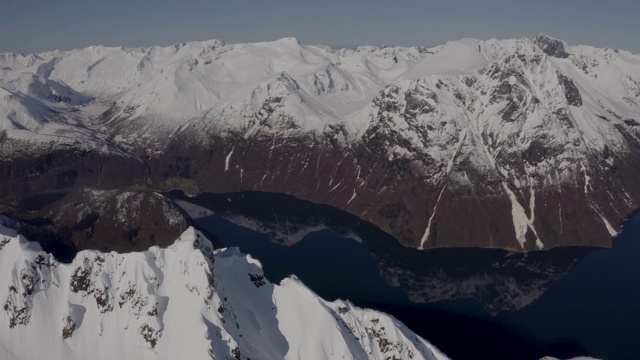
[3,189,201,262]
[1,35,639,251]
[168,190,598,313]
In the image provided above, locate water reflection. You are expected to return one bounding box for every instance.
[169,190,597,314]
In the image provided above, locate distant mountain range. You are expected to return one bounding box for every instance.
[1,34,639,251]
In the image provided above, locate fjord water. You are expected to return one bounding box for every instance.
[172,191,640,360]
[500,212,640,359]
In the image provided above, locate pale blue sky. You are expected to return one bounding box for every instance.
[1,0,638,54]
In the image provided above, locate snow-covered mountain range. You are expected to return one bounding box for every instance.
[1,34,639,250]
[0,218,449,360]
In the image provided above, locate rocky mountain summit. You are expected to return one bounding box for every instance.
[1,34,639,251]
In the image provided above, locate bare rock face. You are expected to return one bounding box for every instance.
[534,34,570,58]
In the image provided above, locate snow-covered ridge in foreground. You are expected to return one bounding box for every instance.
[0,221,448,360]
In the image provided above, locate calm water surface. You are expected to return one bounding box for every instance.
[171,191,639,360]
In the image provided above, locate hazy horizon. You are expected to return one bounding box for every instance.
[2,0,639,54]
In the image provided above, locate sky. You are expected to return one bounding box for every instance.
[1,0,638,54]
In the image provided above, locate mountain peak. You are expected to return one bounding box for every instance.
[272,37,302,46]
[533,33,570,58]
[0,223,450,360]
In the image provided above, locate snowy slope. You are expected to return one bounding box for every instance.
[2,34,638,163]
[0,38,430,148]
[1,34,638,146]
[0,220,448,360]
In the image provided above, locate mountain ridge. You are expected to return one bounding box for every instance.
[0,219,449,360]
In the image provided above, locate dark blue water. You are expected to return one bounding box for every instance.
[500,214,640,360]
[173,191,640,360]
[192,214,408,304]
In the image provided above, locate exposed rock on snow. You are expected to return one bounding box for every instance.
[0,220,448,360]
